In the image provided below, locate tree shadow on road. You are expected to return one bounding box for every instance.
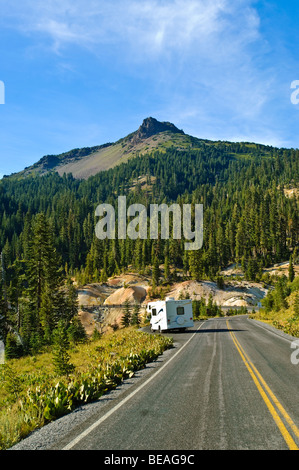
[197,328,245,333]
[169,328,245,334]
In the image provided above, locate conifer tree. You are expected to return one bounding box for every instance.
[164,255,170,282]
[0,280,8,343]
[100,267,108,284]
[4,332,21,359]
[152,256,160,287]
[52,320,75,376]
[67,315,87,344]
[64,276,79,322]
[235,216,247,261]
[131,303,141,327]
[289,256,295,283]
[121,300,131,327]
[25,213,64,345]
[188,251,199,280]
[294,293,299,319]
[85,244,96,282]
[134,239,142,272]
[141,240,148,270]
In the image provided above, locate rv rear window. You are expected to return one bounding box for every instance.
[177,306,184,315]
[152,308,157,316]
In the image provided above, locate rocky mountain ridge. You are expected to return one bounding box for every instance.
[7,117,190,180]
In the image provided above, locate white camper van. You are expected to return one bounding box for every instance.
[147,297,194,332]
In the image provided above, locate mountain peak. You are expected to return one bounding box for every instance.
[130,117,184,144]
[9,117,187,180]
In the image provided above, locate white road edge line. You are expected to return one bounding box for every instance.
[62,322,205,450]
[247,317,297,344]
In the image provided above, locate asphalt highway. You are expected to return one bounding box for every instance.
[10,316,299,451]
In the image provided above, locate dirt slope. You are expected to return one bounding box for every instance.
[77,269,273,335]
[164,279,268,306]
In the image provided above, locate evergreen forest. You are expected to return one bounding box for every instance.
[0,139,298,356]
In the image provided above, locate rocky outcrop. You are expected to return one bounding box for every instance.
[130,117,184,145]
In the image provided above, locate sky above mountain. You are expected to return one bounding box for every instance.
[0,0,299,178]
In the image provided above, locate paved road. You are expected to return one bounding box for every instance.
[11,316,299,451]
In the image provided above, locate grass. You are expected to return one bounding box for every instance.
[0,327,173,450]
[250,290,299,337]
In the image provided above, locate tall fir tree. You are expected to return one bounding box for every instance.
[52,320,75,376]
[131,303,141,327]
[152,256,161,287]
[289,256,295,283]
[22,213,65,347]
[121,300,132,328]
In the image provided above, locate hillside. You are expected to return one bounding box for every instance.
[77,275,268,335]
[77,261,299,336]
[0,115,298,359]
[8,117,195,180]
[5,116,279,180]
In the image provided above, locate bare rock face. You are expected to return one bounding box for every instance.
[131,117,184,144]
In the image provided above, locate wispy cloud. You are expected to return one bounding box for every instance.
[2,0,260,58]
[1,0,281,145]
[2,1,264,94]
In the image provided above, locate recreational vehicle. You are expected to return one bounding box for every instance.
[147,297,194,332]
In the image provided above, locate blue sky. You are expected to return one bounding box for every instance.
[0,0,299,178]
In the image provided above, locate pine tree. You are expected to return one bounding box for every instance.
[207,232,218,278]
[4,332,21,359]
[25,213,64,344]
[183,250,189,276]
[141,239,148,270]
[294,293,299,318]
[192,300,200,319]
[64,276,79,322]
[289,256,295,283]
[188,251,204,281]
[52,320,75,376]
[188,250,198,280]
[207,293,214,316]
[269,195,278,259]
[131,303,141,327]
[39,285,54,344]
[85,244,96,282]
[0,281,8,343]
[152,256,160,287]
[134,239,142,272]
[121,300,131,328]
[0,253,8,342]
[235,216,247,261]
[164,255,170,282]
[67,315,87,344]
[100,267,108,284]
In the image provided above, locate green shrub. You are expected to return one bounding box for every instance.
[0,329,173,450]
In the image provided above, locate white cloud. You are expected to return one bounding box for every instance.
[3,1,264,94]
[1,0,260,58]
[1,0,277,144]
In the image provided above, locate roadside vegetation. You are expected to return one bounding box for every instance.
[0,327,173,450]
[250,272,299,337]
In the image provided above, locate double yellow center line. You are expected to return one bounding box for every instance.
[226,319,299,450]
